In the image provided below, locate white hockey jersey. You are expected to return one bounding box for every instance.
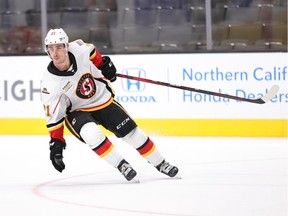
[41,40,114,133]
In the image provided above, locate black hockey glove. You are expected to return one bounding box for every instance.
[99,56,117,82]
[49,139,66,173]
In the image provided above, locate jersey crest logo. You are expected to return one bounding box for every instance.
[76,73,96,99]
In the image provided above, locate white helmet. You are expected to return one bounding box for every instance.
[45,28,69,46]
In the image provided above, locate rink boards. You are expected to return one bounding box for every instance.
[0,118,286,137]
[0,53,287,137]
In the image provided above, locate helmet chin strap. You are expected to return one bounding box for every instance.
[65,43,69,56]
[47,51,53,60]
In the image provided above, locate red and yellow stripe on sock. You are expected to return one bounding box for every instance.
[137,138,155,157]
[93,138,114,158]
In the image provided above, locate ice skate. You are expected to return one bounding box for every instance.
[156,160,179,178]
[117,159,137,181]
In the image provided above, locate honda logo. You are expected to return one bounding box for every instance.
[121,68,146,92]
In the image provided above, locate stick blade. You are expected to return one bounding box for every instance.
[258,85,279,104]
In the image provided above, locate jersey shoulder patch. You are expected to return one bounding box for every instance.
[73,39,85,46]
[69,39,94,52]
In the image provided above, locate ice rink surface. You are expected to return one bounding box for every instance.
[0,135,287,216]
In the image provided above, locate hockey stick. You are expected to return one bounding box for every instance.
[116,73,279,104]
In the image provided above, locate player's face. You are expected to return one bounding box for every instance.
[47,44,67,65]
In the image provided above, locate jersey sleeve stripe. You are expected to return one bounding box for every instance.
[89,49,96,60]
[47,117,65,130]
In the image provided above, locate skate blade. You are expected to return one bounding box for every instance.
[173,173,182,179]
[131,178,140,183]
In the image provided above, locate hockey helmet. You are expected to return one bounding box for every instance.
[45,28,69,46]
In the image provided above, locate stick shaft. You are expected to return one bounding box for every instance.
[116,73,266,104]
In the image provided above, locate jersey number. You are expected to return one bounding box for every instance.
[43,105,51,117]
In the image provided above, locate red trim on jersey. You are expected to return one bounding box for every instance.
[52,95,63,114]
[90,48,103,68]
[94,138,113,157]
[137,138,155,157]
[49,124,65,143]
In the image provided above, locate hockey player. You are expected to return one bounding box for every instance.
[40,28,178,181]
